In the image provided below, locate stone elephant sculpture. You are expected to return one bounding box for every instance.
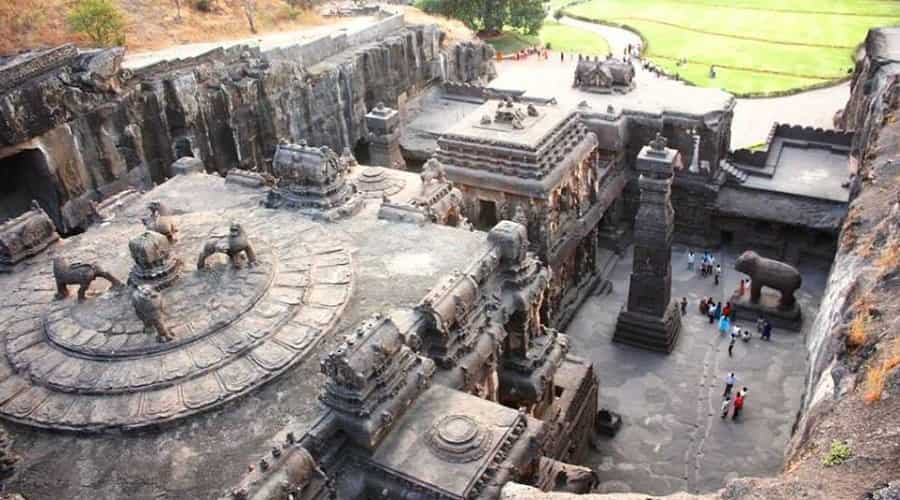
[734,250,802,308]
[53,257,122,301]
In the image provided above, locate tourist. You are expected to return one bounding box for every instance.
[723,372,736,397]
[756,315,765,334]
[700,297,708,315]
[718,314,730,335]
[708,304,716,324]
[742,329,751,342]
[720,396,731,418]
[732,324,741,340]
[681,297,687,315]
[762,321,772,341]
[561,52,565,62]
[722,302,732,320]
[714,264,722,285]
[688,250,695,270]
[732,388,746,420]
[714,301,722,318]
[729,303,737,322]
[728,336,735,357]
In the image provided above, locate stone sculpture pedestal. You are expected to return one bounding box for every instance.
[729,290,802,331]
[366,103,406,169]
[613,134,682,353]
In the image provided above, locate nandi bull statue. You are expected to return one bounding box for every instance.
[131,285,175,342]
[53,256,122,301]
[734,250,802,308]
[197,222,257,270]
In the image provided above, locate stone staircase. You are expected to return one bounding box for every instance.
[720,161,749,183]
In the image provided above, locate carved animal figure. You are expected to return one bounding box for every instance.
[53,257,122,301]
[420,159,447,193]
[197,223,257,270]
[142,212,178,243]
[734,250,802,308]
[131,285,174,342]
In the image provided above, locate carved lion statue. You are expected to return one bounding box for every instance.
[734,250,802,308]
[420,159,447,193]
[53,256,122,301]
[197,222,257,270]
[131,285,174,342]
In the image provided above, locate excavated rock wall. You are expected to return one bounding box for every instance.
[0,21,494,233]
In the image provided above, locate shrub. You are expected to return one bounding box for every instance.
[553,9,562,20]
[195,0,212,12]
[67,0,126,47]
[822,440,852,466]
[864,361,887,403]
[847,304,869,349]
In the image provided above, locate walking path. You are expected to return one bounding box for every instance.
[123,16,376,69]
[548,17,850,147]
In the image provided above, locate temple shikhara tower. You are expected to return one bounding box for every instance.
[613,134,682,353]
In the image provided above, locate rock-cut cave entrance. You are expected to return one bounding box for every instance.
[0,149,61,226]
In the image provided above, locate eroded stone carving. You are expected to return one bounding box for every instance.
[420,158,448,193]
[573,56,635,94]
[131,284,175,342]
[734,250,802,307]
[266,141,363,220]
[129,230,182,289]
[197,222,257,270]
[0,201,60,272]
[142,203,178,243]
[53,256,122,301]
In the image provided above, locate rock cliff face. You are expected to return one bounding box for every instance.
[0,20,494,233]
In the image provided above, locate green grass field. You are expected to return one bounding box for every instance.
[485,20,610,56]
[564,0,900,95]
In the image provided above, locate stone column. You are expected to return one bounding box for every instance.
[613,134,682,353]
[365,103,406,170]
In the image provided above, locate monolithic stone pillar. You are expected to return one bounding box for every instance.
[366,103,406,170]
[613,134,682,353]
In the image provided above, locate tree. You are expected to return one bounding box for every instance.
[67,0,126,47]
[243,0,258,33]
[418,0,545,36]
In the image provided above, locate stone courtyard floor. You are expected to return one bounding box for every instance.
[566,244,830,495]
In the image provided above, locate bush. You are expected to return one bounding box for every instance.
[67,0,126,47]
[822,440,852,466]
[195,0,212,12]
[553,9,562,20]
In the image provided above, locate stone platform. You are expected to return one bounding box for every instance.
[730,290,802,331]
[0,203,353,432]
[613,303,682,353]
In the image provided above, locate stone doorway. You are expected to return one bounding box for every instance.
[477,199,498,230]
[0,148,60,226]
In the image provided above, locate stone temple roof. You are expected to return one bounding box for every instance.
[0,171,488,432]
[435,100,599,197]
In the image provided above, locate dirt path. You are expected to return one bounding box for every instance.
[557,16,850,147]
[122,16,375,69]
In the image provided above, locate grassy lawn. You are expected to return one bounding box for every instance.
[485,20,610,56]
[564,0,900,94]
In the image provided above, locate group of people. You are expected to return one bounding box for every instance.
[688,250,722,284]
[721,372,748,420]
[502,46,549,61]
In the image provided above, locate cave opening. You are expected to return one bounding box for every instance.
[353,139,371,165]
[0,149,61,227]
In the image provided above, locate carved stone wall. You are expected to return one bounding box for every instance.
[0,27,495,233]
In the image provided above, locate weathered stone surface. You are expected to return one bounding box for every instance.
[0,23,494,234]
[0,187,352,431]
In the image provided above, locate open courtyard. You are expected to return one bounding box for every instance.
[566,245,829,495]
